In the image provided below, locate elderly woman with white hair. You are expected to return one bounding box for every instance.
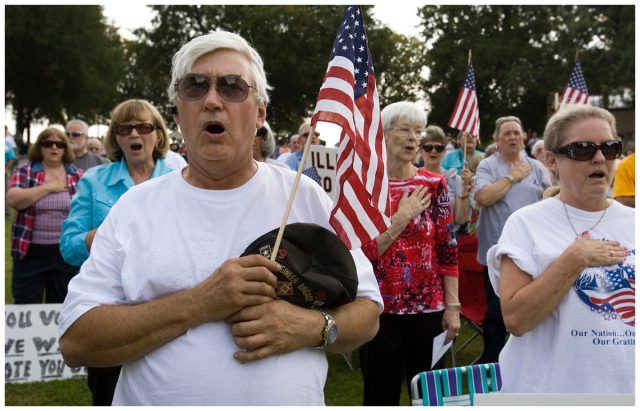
[253,121,288,168]
[359,101,460,406]
[487,105,633,393]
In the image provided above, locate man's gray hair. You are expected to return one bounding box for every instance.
[257,121,275,158]
[168,30,272,105]
[66,119,89,134]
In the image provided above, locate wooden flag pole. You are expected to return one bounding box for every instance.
[575,47,580,62]
[269,124,317,261]
[462,49,472,166]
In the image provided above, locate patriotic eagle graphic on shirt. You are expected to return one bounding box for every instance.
[574,249,635,326]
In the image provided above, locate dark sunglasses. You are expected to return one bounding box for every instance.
[41,140,66,149]
[65,131,84,138]
[114,123,156,136]
[421,144,445,153]
[553,140,622,161]
[175,74,256,103]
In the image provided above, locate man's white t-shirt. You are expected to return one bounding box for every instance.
[59,162,382,405]
[164,150,188,170]
[487,198,635,393]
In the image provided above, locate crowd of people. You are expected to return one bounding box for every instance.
[4,29,635,405]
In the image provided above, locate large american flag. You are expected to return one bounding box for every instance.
[311,5,390,250]
[558,60,589,109]
[448,63,480,140]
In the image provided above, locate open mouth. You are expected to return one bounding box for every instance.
[589,171,606,179]
[130,143,143,151]
[204,122,225,135]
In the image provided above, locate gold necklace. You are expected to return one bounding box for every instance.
[562,200,608,239]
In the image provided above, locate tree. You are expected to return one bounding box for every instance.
[5,5,126,142]
[125,5,426,136]
[418,5,634,144]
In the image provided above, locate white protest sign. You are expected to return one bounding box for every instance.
[305,145,338,202]
[5,304,87,383]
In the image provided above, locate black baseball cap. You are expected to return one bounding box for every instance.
[241,223,358,308]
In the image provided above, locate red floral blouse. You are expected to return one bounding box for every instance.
[362,169,458,314]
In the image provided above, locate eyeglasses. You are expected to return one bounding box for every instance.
[553,140,622,161]
[421,144,445,153]
[114,123,157,136]
[41,140,66,149]
[175,74,256,103]
[65,131,85,138]
[301,131,320,138]
[390,127,426,138]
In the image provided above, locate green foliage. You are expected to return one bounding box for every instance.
[418,5,634,145]
[5,5,126,138]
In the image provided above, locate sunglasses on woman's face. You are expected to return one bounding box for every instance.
[114,123,156,136]
[41,140,66,149]
[421,144,445,153]
[175,74,256,103]
[553,140,622,161]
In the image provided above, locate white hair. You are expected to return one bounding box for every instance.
[381,101,427,131]
[168,30,272,105]
[257,121,275,158]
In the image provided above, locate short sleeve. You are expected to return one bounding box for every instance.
[59,202,127,337]
[486,212,538,297]
[473,158,494,191]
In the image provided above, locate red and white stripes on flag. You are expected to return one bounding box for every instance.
[558,59,589,110]
[311,5,390,250]
[448,63,480,140]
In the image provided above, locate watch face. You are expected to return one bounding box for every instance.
[327,322,338,344]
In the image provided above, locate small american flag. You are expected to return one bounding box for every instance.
[302,165,321,186]
[558,60,589,109]
[580,265,635,327]
[311,5,390,250]
[448,63,480,140]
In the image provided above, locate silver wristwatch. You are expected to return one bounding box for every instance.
[315,310,338,350]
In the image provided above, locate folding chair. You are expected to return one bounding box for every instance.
[410,363,502,406]
[453,233,487,366]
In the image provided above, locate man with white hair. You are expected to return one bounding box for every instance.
[284,121,322,170]
[59,30,381,406]
[65,119,104,170]
[276,133,301,163]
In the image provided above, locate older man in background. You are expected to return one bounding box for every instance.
[65,120,104,171]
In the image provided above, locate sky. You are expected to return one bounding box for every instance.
[5,2,425,145]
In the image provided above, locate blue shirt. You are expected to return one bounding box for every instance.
[5,143,17,164]
[60,158,175,266]
[284,150,303,171]
[441,148,484,174]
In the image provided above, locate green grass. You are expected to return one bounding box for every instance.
[4,216,482,405]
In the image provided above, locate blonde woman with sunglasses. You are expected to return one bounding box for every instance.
[59,99,176,405]
[7,127,82,304]
[487,105,633,393]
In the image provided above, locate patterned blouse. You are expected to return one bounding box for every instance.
[362,169,458,314]
[10,162,82,259]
